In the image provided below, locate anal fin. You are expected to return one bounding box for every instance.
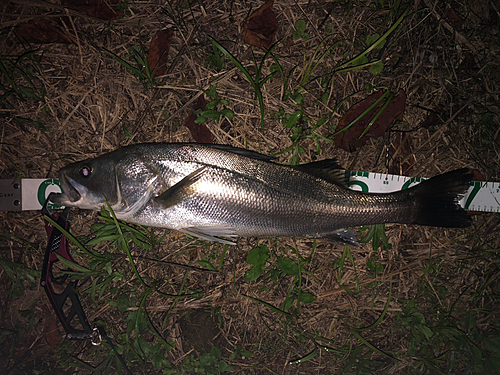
[320,229,360,247]
[182,225,238,245]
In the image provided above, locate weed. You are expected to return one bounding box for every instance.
[182,346,235,374]
[194,83,234,124]
[0,50,48,130]
[243,243,317,315]
[0,50,46,105]
[0,257,40,300]
[360,224,392,252]
[105,43,158,92]
[104,23,168,92]
[208,37,278,130]
[333,245,360,295]
[393,254,500,374]
[293,20,310,40]
[205,42,226,71]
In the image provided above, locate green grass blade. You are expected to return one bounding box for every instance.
[359,277,392,332]
[243,295,293,317]
[208,36,266,130]
[289,345,318,364]
[336,7,410,72]
[332,90,388,137]
[359,91,394,138]
[43,215,103,260]
[348,328,396,361]
[103,199,149,288]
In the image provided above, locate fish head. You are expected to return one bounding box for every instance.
[50,154,121,211]
[50,147,162,217]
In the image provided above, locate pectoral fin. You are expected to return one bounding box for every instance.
[155,167,206,209]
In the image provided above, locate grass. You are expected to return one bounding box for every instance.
[1,0,500,374]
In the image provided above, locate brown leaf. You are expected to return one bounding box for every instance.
[184,96,214,144]
[16,19,74,44]
[445,7,463,23]
[335,89,407,152]
[471,169,485,182]
[147,29,174,78]
[243,0,278,50]
[40,304,63,349]
[419,106,443,129]
[62,0,124,21]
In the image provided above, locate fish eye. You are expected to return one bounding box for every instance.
[79,164,93,178]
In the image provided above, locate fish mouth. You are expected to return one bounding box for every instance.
[49,174,83,206]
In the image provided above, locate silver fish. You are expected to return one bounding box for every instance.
[50,143,472,245]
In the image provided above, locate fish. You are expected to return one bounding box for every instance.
[50,143,472,246]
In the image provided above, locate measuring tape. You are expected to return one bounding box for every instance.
[1,173,499,212]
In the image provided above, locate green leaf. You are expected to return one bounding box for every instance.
[244,265,264,282]
[55,254,91,273]
[282,296,294,311]
[131,235,152,249]
[240,350,254,358]
[485,337,500,353]
[367,259,376,271]
[201,109,222,119]
[198,259,216,271]
[298,292,317,304]
[351,54,368,68]
[420,325,434,340]
[210,346,222,359]
[206,99,218,110]
[86,234,121,246]
[292,91,303,104]
[218,360,235,372]
[199,352,216,367]
[246,245,269,266]
[295,19,306,32]
[369,61,384,75]
[465,312,476,330]
[194,115,208,124]
[315,115,327,127]
[220,108,234,118]
[285,110,303,128]
[277,257,299,276]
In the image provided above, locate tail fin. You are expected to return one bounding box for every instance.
[410,168,472,228]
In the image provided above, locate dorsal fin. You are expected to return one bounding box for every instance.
[292,159,348,188]
[210,145,275,162]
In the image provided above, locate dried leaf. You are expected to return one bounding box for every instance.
[184,96,214,144]
[335,89,407,152]
[471,169,485,182]
[16,19,74,44]
[147,29,174,78]
[62,0,124,21]
[243,0,278,50]
[445,7,463,23]
[419,106,442,129]
[41,304,63,349]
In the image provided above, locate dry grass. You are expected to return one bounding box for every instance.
[1,0,499,374]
